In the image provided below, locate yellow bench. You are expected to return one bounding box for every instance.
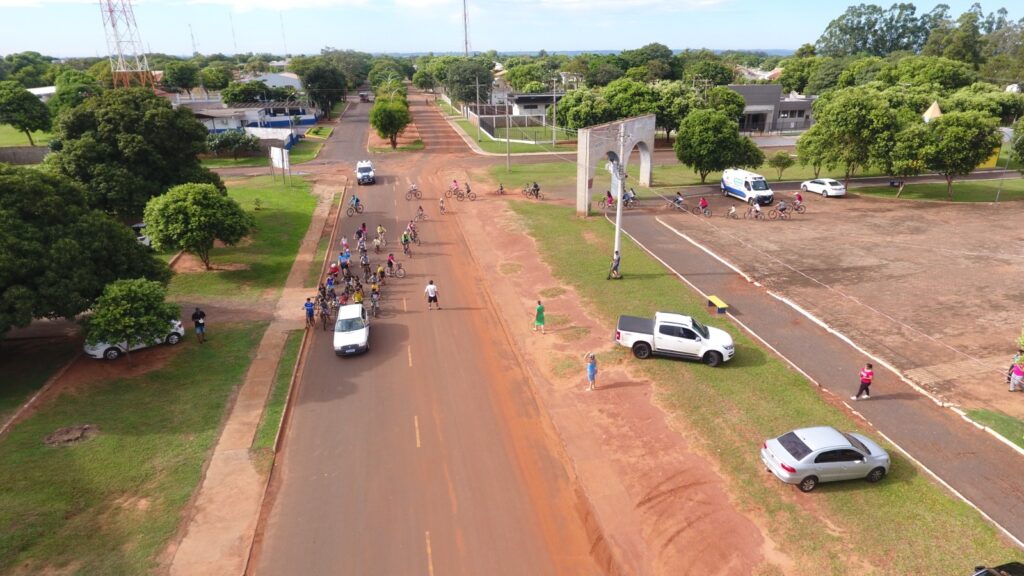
[707,295,729,314]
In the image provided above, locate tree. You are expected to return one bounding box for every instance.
[795,124,831,178]
[880,123,929,197]
[652,80,691,141]
[206,130,261,159]
[811,86,897,188]
[412,69,435,91]
[0,80,51,145]
[444,58,493,103]
[585,60,624,87]
[143,183,254,269]
[369,100,412,149]
[520,81,547,94]
[816,3,931,56]
[199,66,233,91]
[836,56,886,87]
[767,151,795,180]
[794,43,817,58]
[876,55,976,90]
[0,165,168,336]
[48,69,102,118]
[687,60,735,86]
[220,81,293,104]
[46,87,223,217]
[706,86,746,120]
[1013,118,1024,176]
[921,111,1001,199]
[779,57,819,93]
[674,109,762,183]
[554,87,614,129]
[291,56,347,118]
[163,61,200,94]
[322,49,373,89]
[603,78,658,119]
[805,57,846,95]
[84,279,180,360]
[2,51,55,88]
[504,63,546,92]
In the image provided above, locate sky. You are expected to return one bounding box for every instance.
[0,0,1002,58]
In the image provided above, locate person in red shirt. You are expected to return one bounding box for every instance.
[852,363,874,400]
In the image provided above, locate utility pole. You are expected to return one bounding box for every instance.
[551,76,558,146]
[996,120,1020,203]
[505,103,511,171]
[606,125,628,258]
[462,0,470,56]
[475,76,481,142]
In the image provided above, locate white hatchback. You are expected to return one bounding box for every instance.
[84,320,185,360]
[333,304,370,356]
[800,178,846,197]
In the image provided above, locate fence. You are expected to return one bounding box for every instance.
[0,146,48,165]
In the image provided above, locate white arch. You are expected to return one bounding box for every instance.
[575,114,656,216]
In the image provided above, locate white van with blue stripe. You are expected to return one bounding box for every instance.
[721,169,775,205]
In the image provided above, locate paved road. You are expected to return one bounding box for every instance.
[252,97,597,575]
[619,209,1024,544]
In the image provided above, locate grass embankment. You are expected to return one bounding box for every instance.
[168,176,316,300]
[305,126,333,139]
[252,330,303,455]
[452,118,576,154]
[509,202,1022,574]
[304,191,341,289]
[858,177,1024,202]
[370,139,425,153]
[0,337,79,424]
[201,139,323,168]
[0,325,266,575]
[435,99,460,117]
[331,101,348,117]
[968,409,1024,451]
[0,124,52,147]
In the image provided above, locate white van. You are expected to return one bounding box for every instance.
[721,169,775,205]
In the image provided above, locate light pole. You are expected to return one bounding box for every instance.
[996,122,1020,203]
[606,125,628,258]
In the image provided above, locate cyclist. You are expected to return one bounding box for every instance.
[698,196,709,214]
[465,182,472,195]
[531,181,540,196]
[750,201,762,218]
[408,183,419,195]
[387,253,396,276]
[357,235,366,254]
[359,252,370,278]
[497,183,505,195]
[407,220,418,242]
[727,205,737,218]
[349,194,361,210]
[776,199,789,215]
[373,236,382,253]
[673,192,684,208]
[303,298,315,328]
[377,263,386,284]
[794,191,803,207]
[605,190,615,207]
[401,230,412,255]
[623,188,636,205]
[353,286,364,305]
[319,298,331,327]
[370,277,380,294]
[376,223,387,242]
[416,205,426,220]
[439,196,446,215]
[328,261,339,278]
[370,289,381,313]
[451,179,459,192]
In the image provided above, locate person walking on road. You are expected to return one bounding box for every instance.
[1010,358,1024,392]
[191,307,207,343]
[852,362,874,400]
[607,250,621,280]
[584,352,598,391]
[1007,349,1023,387]
[425,280,441,310]
[533,300,545,334]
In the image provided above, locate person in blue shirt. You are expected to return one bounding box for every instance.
[303,298,315,328]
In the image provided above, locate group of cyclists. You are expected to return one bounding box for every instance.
[668,190,805,220]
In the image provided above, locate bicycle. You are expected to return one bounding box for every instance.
[691,206,712,217]
[744,207,766,220]
[405,187,422,201]
[369,297,380,318]
[599,199,616,210]
[415,211,428,221]
[387,263,406,278]
[768,208,791,220]
[666,199,689,213]
[792,202,807,214]
[456,189,477,201]
[320,308,331,331]
[402,242,411,256]
[346,203,364,217]
[445,187,460,199]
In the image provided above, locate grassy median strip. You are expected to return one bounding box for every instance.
[968,409,1024,451]
[201,139,323,169]
[252,330,303,455]
[0,324,266,575]
[168,176,316,300]
[858,177,1024,202]
[510,202,1021,574]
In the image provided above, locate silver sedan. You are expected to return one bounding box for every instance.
[760,426,890,492]
[800,178,846,197]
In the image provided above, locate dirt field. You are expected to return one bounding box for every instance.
[641,191,1024,416]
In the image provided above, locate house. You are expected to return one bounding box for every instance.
[192,101,318,132]
[268,59,290,70]
[558,72,584,91]
[248,72,303,91]
[727,84,816,133]
[510,93,565,117]
[27,86,57,103]
[491,68,512,106]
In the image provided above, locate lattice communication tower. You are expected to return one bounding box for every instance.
[99,0,154,88]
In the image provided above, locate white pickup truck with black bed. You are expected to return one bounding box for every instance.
[615,312,735,367]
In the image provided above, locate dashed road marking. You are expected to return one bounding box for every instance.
[414,415,421,448]
[425,531,435,576]
[408,345,413,367]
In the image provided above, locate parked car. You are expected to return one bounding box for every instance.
[131,223,151,247]
[84,320,185,360]
[800,178,846,198]
[355,160,375,185]
[615,312,734,367]
[973,563,1024,576]
[334,304,370,356]
[760,426,890,492]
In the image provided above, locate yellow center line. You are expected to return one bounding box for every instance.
[408,344,413,367]
[425,531,435,576]
[414,415,421,448]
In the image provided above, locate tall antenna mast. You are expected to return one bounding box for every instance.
[228,10,239,57]
[99,0,154,88]
[463,0,469,56]
[279,12,289,57]
[189,24,199,56]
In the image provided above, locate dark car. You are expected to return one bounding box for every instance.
[973,562,1024,576]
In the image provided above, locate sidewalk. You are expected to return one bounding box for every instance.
[165,178,343,576]
[621,212,1024,546]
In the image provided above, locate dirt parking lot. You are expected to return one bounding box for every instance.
[649,190,1024,416]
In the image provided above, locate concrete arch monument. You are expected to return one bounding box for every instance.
[575,114,656,215]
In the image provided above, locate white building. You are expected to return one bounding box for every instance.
[27,86,57,102]
[248,72,303,91]
[511,93,565,117]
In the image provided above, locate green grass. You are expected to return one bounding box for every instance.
[0,324,266,575]
[305,126,333,139]
[331,101,348,117]
[510,201,1023,574]
[252,330,303,453]
[968,409,1024,451]
[370,139,425,153]
[0,337,79,425]
[494,125,577,143]
[453,119,576,154]
[201,139,323,168]
[858,177,1024,202]
[0,124,51,147]
[168,176,316,300]
[435,100,460,116]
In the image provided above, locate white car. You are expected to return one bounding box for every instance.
[333,304,370,355]
[760,426,890,492]
[84,320,185,360]
[355,160,375,185]
[800,178,846,197]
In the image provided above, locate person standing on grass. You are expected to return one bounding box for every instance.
[584,352,598,391]
[191,307,207,343]
[1010,360,1024,392]
[1007,349,1023,387]
[607,250,621,280]
[533,300,545,334]
[425,280,441,310]
[852,362,874,400]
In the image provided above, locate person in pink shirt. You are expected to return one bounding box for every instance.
[1010,361,1024,392]
[852,363,874,400]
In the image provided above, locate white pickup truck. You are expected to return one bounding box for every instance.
[615,312,735,367]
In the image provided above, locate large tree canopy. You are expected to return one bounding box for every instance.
[444,58,493,104]
[291,56,347,118]
[84,279,180,356]
[46,87,223,217]
[0,80,50,146]
[816,3,936,56]
[143,183,254,269]
[811,86,898,187]
[674,108,764,183]
[0,165,168,336]
[921,111,1001,198]
[369,99,412,149]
